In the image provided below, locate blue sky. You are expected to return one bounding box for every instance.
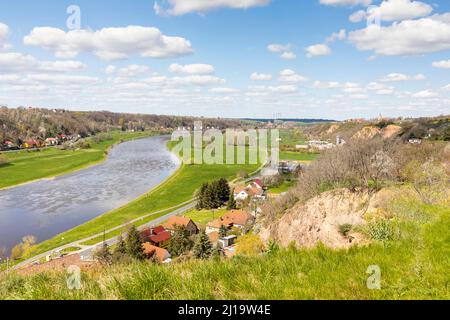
[0,0,449,120]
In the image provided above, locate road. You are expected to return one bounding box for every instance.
[13,201,195,270]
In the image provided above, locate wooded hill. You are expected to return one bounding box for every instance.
[0,107,250,145]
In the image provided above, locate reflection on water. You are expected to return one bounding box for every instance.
[0,136,180,253]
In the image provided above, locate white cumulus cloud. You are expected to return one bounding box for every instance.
[348,13,450,56]
[432,60,450,69]
[320,0,372,6]
[380,73,425,82]
[154,0,271,16]
[0,23,12,50]
[169,63,214,74]
[306,44,331,58]
[0,52,86,73]
[278,69,308,83]
[24,26,193,60]
[367,0,432,22]
[250,72,272,81]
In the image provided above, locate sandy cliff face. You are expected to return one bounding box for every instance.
[258,189,374,249]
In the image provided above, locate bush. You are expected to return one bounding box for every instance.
[367,220,397,241]
[236,234,265,257]
[74,140,91,149]
[338,224,353,237]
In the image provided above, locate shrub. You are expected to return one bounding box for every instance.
[367,220,397,241]
[338,224,353,237]
[193,231,213,260]
[236,234,265,257]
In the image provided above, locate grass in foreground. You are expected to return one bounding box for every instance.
[0,131,155,189]
[2,202,448,300]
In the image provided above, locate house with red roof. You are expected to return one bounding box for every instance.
[140,226,171,247]
[163,216,199,236]
[142,243,171,263]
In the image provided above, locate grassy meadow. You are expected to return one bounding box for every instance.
[0,131,155,189]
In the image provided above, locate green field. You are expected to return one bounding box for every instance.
[268,180,296,194]
[279,128,307,147]
[22,142,260,259]
[185,209,228,227]
[2,200,448,299]
[279,152,318,161]
[0,131,155,189]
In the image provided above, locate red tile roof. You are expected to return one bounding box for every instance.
[142,243,171,262]
[153,226,166,235]
[163,216,194,230]
[149,231,171,244]
[221,210,253,226]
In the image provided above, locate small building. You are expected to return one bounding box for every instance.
[247,179,264,190]
[408,139,422,145]
[219,235,237,248]
[163,216,199,236]
[221,210,254,229]
[142,243,171,263]
[140,226,172,247]
[45,137,58,146]
[206,210,254,234]
[308,140,335,151]
[233,186,250,201]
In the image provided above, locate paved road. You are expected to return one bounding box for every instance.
[13,201,195,270]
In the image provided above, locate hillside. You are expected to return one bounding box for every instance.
[0,107,251,145]
[302,116,449,142]
[0,193,448,299]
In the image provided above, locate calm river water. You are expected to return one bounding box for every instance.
[0,136,180,253]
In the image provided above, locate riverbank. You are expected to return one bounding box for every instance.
[17,141,260,263]
[0,131,157,190]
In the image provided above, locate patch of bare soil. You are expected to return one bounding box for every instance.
[259,189,374,249]
[16,254,97,276]
[352,126,381,140]
[381,125,402,139]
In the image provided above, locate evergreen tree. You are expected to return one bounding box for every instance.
[196,183,209,210]
[95,243,113,266]
[168,225,193,256]
[126,225,145,260]
[217,178,231,202]
[219,225,228,238]
[212,244,224,259]
[227,190,237,210]
[193,230,213,260]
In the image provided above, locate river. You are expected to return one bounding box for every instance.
[0,136,180,254]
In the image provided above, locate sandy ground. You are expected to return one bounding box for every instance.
[16,254,96,276]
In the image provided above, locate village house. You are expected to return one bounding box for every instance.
[163,216,199,236]
[1,140,17,150]
[219,235,237,249]
[142,243,172,263]
[140,226,171,247]
[45,137,59,146]
[233,180,266,201]
[206,210,254,234]
[22,139,42,149]
[308,140,335,151]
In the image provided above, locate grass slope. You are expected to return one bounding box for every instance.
[0,131,154,189]
[2,203,448,300]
